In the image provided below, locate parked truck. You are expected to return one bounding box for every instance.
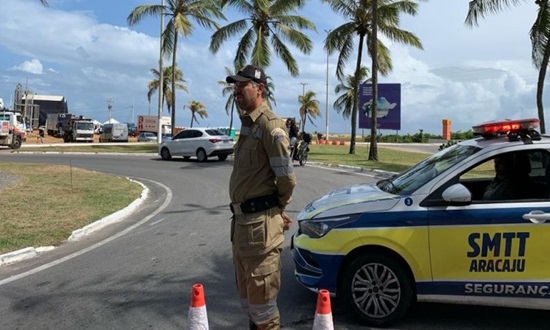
[62,116,94,142]
[46,113,73,137]
[137,115,171,135]
[0,110,25,149]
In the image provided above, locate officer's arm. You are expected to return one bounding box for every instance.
[263,121,297,209]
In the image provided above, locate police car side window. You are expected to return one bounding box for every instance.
[459,150,550,202]
[459,158,496,201]
[526,150,550,199]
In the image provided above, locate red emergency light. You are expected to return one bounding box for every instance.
[472,118,539,137]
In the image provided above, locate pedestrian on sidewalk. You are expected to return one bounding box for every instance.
[37,126,45,143]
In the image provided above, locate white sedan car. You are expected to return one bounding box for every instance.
[159,128,234,162]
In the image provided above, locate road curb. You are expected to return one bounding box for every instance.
[0,178,148,266]
[68,179,148,241]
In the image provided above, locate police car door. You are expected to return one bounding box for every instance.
[425,148,550,308]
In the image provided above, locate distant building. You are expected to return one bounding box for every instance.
[20,94,68,128]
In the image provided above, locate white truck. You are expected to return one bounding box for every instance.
[62,116,94,142]
[137,115,171,135]
[0,110,25,149]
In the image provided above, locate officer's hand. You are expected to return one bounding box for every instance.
[282,212,293,231]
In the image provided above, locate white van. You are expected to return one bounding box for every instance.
[99,123,128,142]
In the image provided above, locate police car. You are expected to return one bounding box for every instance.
[291,118,550,326]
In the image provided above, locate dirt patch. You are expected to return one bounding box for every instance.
[0,171,20,191]
[27,132,138,144]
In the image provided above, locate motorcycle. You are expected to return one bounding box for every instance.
[290,132,311,166]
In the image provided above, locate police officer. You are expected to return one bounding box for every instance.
[226,65,296,330]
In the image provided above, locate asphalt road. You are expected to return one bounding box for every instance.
[1,152,549,329]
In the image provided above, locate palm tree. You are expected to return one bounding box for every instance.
[298,90,321,132]
[465,0,550,134]
[128,0,224,135]
[186,101,208,127]
[369,0,379,161]
[217,66,240,133]
[323,0,424,155]
[209,0,316,77]
[333,66,370,119]
[147,65,188,115]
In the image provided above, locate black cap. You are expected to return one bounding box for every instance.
[226,65,267,85]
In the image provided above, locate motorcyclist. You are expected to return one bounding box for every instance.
[286,118,299,159]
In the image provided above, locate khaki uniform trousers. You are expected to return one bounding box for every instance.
[231,207,285,330]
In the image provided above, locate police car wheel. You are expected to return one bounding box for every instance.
[342,254,414,327]
[218,154,228,161]
[160,147,172,160]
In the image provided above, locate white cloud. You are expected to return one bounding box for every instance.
[10,59,43,75]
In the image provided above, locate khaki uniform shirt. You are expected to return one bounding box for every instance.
[229,102,296,209]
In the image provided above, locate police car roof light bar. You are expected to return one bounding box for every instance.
[472,118,539,139]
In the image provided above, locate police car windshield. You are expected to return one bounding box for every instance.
[379,144,480,195]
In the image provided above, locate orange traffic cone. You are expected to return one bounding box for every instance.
[186,283,209,330]
[312,289,334,330]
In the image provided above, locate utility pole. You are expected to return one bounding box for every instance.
[107,98,114,122]
[23,79,29,119]
[131,98,135,123]
[157,0,165,143]
[300,82,308,96]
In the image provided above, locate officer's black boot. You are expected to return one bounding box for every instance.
[249,320,258,330]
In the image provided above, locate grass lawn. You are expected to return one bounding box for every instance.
[0,163,142,255]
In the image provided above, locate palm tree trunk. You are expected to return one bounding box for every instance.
[536,39,550,134]
[350,35,365,155]
[171,35,178,136]
[190,115,194,128]
[368,0,379,161]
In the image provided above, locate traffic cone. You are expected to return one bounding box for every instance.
[186,283,209,330]
[312,289,333,330]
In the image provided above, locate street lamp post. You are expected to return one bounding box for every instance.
[299,82,308,131]
[157,0,164,143]
[325,29,330,141]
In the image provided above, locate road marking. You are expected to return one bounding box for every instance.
[0,179,172,287]
[306,163,382,178]
[150,217,168,226]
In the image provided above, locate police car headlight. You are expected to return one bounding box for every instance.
[299,215,359,239]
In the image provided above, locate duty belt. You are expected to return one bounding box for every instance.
[230,193,279,215]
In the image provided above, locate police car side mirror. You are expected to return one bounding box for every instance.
[442,184,472,205]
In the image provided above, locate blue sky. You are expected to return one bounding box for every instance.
[0,0,542,135]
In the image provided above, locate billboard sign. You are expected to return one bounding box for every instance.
[358,83,401,130]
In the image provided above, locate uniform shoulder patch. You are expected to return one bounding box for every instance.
[270,127,287,143]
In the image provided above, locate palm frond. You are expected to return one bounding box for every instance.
[271,34,299,76]
[465,0,524,27]
[210,20,249,53]
[127,5,165,26]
